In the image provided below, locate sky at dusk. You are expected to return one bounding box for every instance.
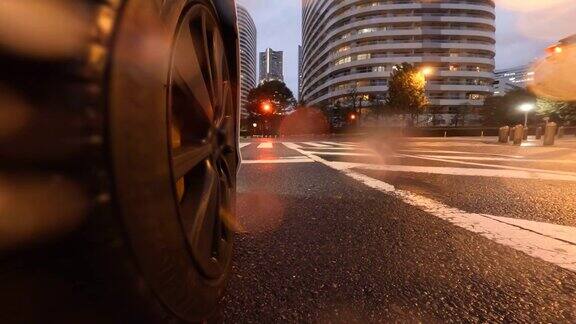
[237,0,576,97]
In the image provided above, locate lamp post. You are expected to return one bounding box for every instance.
[419,66,433,126]
[519,103,535,128]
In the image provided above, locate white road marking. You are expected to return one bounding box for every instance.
[300,146,369,151]
[257,142,273,149]
[305,151,375,157]
[239,143,251,148]
[320,141,357,147]
[242,157,313,164]
[284,142,302,149]
[405,142,489,147]
[399,149,524,159]
[487,215,576,245]
[303,142,331,148]
[339,162,576,182]
[283,142,576,273]
[418,155,576,164]
[399,153,576,177]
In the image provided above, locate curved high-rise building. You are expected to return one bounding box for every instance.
[237,5,257,118]
[301,0,496,124]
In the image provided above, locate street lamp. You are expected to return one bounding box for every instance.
[519,103,535,127]
[421,66,434,76]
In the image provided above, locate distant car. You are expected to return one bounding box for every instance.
[0,0,240,322]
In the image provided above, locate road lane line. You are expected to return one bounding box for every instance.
[399,154,576,177]
[283,142,301,149]
[306,151,376,157]
[283,142,576,273]
[399,149,524,158]
[300,147,369,151]
[405,142,489,147]
[239,143,251,148]
[320,141,357,147]
[346,163,576,182]
[302,142,331,148]
[257,142,273,149]
[418,155,576,164]
[242,158,313,164]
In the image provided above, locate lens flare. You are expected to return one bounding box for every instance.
[497,0,572,11]
[0,0,90,58]
[530,44,576,101]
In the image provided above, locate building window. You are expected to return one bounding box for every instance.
[358,27,377,34]
[357,53,371,60]
[335,56,352,65]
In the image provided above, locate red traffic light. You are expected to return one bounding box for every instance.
[261,102,272,113]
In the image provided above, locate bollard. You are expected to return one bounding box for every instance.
[481,130,484,138]
[444,131,447,138]
[508,127,516,142]
[543,122,557,146]
[523,127,528,140]
[513,125,524,145]
[558,126,565,139]
[498,126,509,143]
[535,127,542,140]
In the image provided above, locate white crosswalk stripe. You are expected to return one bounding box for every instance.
[257,142,273,149]
[302,142,331,148]
[343,162,576,182]
[242,157,313,164]
[320,141,357,147]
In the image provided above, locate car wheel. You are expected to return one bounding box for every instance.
[0,0,239,322]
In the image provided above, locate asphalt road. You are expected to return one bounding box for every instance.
[219,136,576,323]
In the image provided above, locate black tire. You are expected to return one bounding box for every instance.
[0,1,240,323]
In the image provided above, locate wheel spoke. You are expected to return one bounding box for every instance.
[191,162,220,260]
[199,12,216,108]
[216,82,231,127]
[173,17,214,121]
[211,32,225,122]
[217,154,234,187]
[172,143,212,179]
[179,160,216,233]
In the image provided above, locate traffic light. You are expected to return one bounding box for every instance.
[261,102,272,113]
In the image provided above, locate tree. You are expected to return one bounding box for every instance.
[246,80,296,117]
[481,88,536,126]
[385,63,428,125]
[537,97,576,125]
[450,104,472,127]
[335,84,364,125]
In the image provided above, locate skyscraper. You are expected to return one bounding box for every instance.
[301,0,496,125]
[259,48,284,83]
[494,65,534,96]
[298,45,303,102]
[237,5,257,118]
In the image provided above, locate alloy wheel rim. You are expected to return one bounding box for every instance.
[168,4,235,280]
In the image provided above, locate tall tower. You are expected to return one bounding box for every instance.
[298,45,303,102]
[301,0,496,124]
[237,5,257,118]
[259,48,284,83]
